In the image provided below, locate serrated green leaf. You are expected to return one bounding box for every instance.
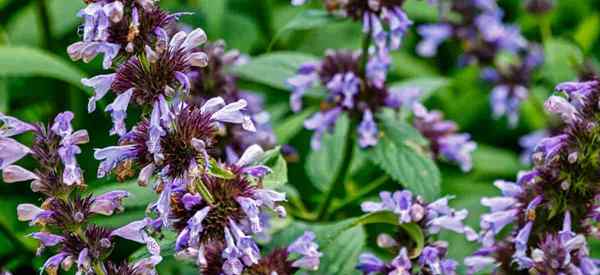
[0,46,87,90]
[270,9,341,49]
[388,77,449,101]
[274,106,318,144]
[541,39,583,83]
[377,111,429,147]
[232,52,318,90]
[305,114,350,192]
[367,115,441,201]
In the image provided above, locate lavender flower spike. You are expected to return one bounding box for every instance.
[287,231,322,271]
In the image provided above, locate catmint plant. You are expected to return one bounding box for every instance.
[0,112,161,275]
[465,77,600,274]
[292,0,412,57]
[417,0,543,126]
[356,190,477,274]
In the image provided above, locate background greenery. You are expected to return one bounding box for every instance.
[0,0,600,274]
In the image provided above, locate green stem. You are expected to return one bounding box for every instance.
[35,0,53,49]
[92,262,107,275]
[329,175,389,215]
[539,14,552,43]
[315,129,355,220]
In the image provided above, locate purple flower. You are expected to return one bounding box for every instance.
[416,24,452,57]
[90,190,129,216]
[82,73,116,112]
[358,109,379,148]
[0,137,30,169]
[0,113,34,137]
[287,231,322,271]
[304,108,342,150]
[105,88,133,136]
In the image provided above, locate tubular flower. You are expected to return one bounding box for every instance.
[418,0,543,126]
[412,103,476,172]
[287,50,400,149]
[165,145,287,273]
[187,40,277,162]
[199,231,321,275]
[94,96,255,182]
[466,79,600,274]
[67,0,176,69]
[357,190,476,274]
[1,112,160,275]
[82,28,209,136]
[292,0,412,56]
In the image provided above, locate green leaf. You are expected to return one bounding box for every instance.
[223,13,260,53]
[269,9,341,49]
[208,159,236,180]
[232,52,318,90]
[573,13,600,53]
[367,114,440,201]
[471,144,525,178]
[274,106,317,144]
[258,147,288,189]
[390,51,438,78]
[541,39,584,83]
[200,0,226,38]
[305,114,350,192]
[389,77,450,101]
[0,46,87,90]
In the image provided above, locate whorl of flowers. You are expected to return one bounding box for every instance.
[0,112,160,275]
[418,0,543,126]
[356,190,477,274]
[412,103,477,172]
[70,0,210,138]
[199,231,322,275]
[465,78,600,274]
[67,0,176,69]
[168,145,288,272]
[291,0,412,56]
[187,40,277,162]
[287,50,401,149]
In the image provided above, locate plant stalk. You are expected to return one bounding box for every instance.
[315,129,355,220]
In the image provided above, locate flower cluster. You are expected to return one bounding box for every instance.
[418,0,543,126]
[71,0,209,137]
[287,50,400,149]
[465,79,600,274]
[0,112,161,275]
[199,231,322,275]
[356,190,477,274]
[186,40,277,162]
[412,103,477,172]
[292,0,412,56]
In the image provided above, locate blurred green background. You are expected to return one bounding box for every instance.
[1,0,600,273]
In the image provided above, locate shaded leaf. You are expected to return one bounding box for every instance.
[274,106,318,144]
[305,114,350,192]
[541,38,583,83]
[367,114,440,201]
[0,46,87,90]
[232,51,318,90]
